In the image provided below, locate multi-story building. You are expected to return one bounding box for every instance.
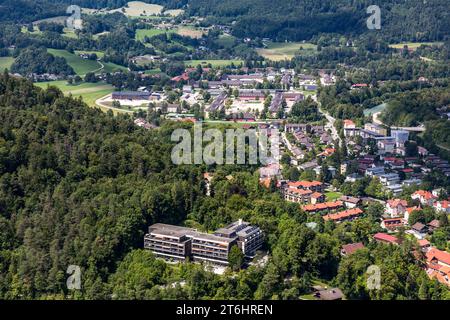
[144,224,197,262]
[215,220,264,257]
[144,220,264,265]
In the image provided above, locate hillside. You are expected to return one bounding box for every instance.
[1,0,449,42]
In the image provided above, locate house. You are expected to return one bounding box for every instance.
[373,233,399,245]
[302,201,344,213]
[341,243,365,256]
[410,222,428,239]
[313,288,344,300]
[433,200,450,214]
[287,180,324,193]
[284,188,313,204]
[426,248,450,287]
[411,190,437,206]
[322,208,364,223]
[381,218,405,231]
[418,239,431,252]
[404,206,421,223]
[339,196,361,208]
[427,220,441,232]
[385,199,408,218]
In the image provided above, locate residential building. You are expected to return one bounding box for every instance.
[339,196,361,208]
[302,201,344,213]
[373,232,399,245]
[433,200,450,214]
[322,208,364,223]
[144,221,264,266]
[341,243,365,256]
[385,199,407,218]
[411,190,437,206]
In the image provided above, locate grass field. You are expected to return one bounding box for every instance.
[75,50,105,59]
[35,81,114,107]
[257,42,317,61]
[0,57,14,72]
[325,191,343,202]
[136,28,171,41]
[389,42,444,51]
[102,62,128,73]
[184,59,244,68]
[48,49,101,76]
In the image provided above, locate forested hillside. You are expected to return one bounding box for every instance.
[2,0,449,42]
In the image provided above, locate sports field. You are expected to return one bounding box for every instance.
[257,42,317,61]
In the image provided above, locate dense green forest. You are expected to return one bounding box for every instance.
[1,0,449,42]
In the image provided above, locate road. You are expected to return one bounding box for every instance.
[319,106,342,147]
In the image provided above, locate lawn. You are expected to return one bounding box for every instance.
[136,28,171,41]
[47,49,102,76]
[0,57,14,72]
[101,62,128,73]
[325,191,343,201]
[184,59,244,68]
[257,42,317,61]
[389,42,444,51]
[34,81,114,107]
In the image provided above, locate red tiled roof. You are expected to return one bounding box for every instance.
[323,208,363,222]
[311,192,324,199]
[341,242,365,255]
[426,248,450,266]
[412,190,436,200]
[387,199,408,208]
[288,180,323,188]
[373,233,398,244]
[302,201,343,212]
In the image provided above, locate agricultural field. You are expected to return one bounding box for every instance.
[389,42,444,51]
[257,41,317,61]
[47,49,102,75]
[0,57,15,72]
[176,26,205,39]
[136,28,171,41]
[34,81,114,108]
[108,1,164,17]
[184,59,244,68]
[75,50,105,59]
